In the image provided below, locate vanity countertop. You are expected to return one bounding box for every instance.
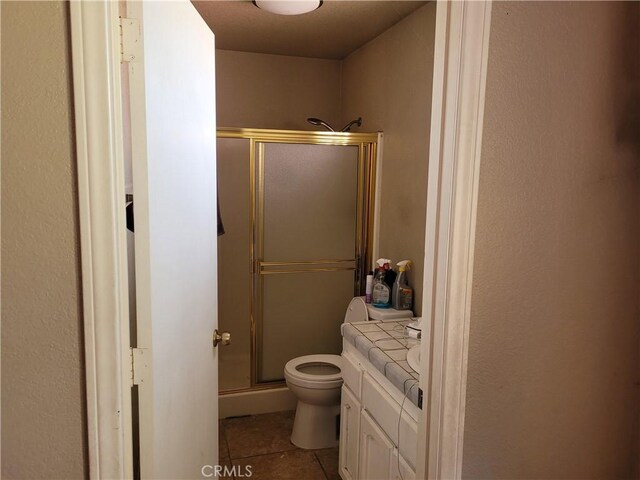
[341,320,421,407]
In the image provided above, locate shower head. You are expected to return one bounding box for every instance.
[307,117,335,132]
[340,117,362,132]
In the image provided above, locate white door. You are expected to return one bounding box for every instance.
[126,1,219,478]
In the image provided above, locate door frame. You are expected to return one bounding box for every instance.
[70,1,133,478]
[69,0,492,478]
[416,1,492,478]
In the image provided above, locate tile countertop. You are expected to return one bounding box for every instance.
[341,319,421,407]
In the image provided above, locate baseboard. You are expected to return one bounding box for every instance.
[219,387,297,418]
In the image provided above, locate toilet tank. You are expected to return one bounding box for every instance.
[366,303,414,322]
[344,296,413,323]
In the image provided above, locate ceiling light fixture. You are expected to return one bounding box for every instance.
[253,0,322,16]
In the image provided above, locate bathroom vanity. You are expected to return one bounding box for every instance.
[339,320,421,480]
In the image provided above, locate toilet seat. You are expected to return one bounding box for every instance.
[284,354,343,390]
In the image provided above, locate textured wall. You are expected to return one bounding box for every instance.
[215,6,436,315]
[341,3,436,315]
[216,49,342,130]
[463,2,640,478]
[1,2,88,478]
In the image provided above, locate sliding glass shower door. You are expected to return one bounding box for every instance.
[217,129,377,392]
[257,142,360,383]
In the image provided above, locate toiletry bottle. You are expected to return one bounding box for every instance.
[384,265,397,290]
[372,259,392,308]
[365,271,374,304]
[392,260,413,310]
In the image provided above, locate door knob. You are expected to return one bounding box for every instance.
[213,329,231,347]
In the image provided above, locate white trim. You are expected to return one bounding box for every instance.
[371,132,384,266]
[70,2,133,478]
[416,1,492,478]
[219,387,297,418]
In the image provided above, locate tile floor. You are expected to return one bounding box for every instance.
[219,410,340,480]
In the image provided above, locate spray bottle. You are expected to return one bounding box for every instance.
[372,258,392,308]
[392,260,413,310]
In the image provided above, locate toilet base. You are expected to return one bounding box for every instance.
[291,400,340,450]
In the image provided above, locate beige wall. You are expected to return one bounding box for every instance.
[341,3,436,314]
[463,2,640,478]
[215,6,437,315]
[216,49,342,130]
[1,2,88,478]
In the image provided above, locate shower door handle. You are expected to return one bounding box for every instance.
[213,329,231,347]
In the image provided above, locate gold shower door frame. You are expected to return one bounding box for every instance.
[217,128,378,391]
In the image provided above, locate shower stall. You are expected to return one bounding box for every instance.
[217,128,378,401]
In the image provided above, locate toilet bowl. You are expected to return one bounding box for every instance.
[284,297,414,449]
[284,354,343,449]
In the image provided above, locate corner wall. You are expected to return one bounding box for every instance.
[463,2,640,477]
[216,50,342,130]
[340,3,436,314]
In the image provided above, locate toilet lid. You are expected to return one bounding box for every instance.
[344,296,368,323]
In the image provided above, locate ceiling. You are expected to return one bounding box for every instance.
[192,1,429,60]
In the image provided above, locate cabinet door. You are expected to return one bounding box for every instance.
[358,411,394,480]
[390,449,416,480]
[339,385,361,480]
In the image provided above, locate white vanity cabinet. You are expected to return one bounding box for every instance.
[339,348,418,480]
[339,385,361,480]
[390,449,417,480]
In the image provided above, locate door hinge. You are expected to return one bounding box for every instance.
[131,347,149,386]
[119,17,142,63]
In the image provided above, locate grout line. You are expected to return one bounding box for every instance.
[220,422,236,480]
[227,457,236,480]
[313,451,330,480]
[219,421,231,461]
[228,446,299,461]
[224,430,232,465]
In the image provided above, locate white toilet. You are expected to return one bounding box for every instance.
[284,296,413,449]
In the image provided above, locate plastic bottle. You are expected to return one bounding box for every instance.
[365,271,374,304]
[392,260,413,310]
[372,259,392,308]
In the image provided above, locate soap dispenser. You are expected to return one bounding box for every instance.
[372,258,392,308]
[392,260,413,310]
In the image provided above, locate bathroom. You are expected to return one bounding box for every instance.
[6,1,640,478]
[194,1,437,477]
